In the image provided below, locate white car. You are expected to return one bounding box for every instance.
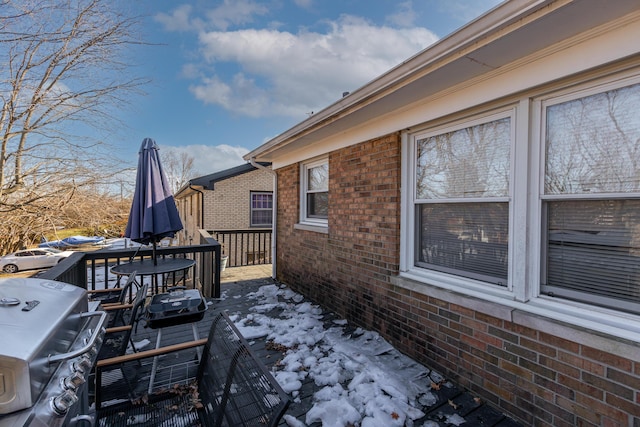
[0,248,74,274]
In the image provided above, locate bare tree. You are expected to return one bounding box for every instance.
[0,0,148,253]
[58,187,131,237]
[160,148,199,195]
[545,84,640,195]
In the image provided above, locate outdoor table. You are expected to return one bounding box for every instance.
[110,258,196,294]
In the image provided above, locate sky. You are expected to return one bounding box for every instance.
[114,0,503,177]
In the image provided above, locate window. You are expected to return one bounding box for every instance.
[540,81,640,313]
[250,192,273,227]
[413,113,512,286]
[301,158,328,225]
[401,70,640,333]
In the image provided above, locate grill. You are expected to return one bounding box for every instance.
[146,288,207,329]
[0,278,106,427]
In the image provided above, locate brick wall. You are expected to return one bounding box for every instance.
[176,167,273,246]
[277,134,400,323]
[203,167,273,230]
[275,133,640,426]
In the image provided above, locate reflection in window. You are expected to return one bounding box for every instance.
[545,83,640,195]
[417,117,510,199]
[414,116,511,285]
[302,160,328,222]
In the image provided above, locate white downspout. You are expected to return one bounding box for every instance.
[250,158,277,279]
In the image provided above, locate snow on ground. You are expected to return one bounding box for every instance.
[99,237,142,250]
[89,252,465,427]
[101,237,174,251]
[226,284,461,427]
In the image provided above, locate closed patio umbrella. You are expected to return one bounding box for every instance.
[124,138,183,264]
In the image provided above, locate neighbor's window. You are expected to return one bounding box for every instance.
[250,192,273,227]
[541,81,640,313]
[301,158,328,224]
[414,113,511,285]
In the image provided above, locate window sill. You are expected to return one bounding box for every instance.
[294,223,329,234]
[392,272,640,361]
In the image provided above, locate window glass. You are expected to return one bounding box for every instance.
[414,116,511,285]
[416,117,510,199]
[302,160,329,223]
[545,83,640,195]
[250,192,273,227]
[307,192,328,218]
[308,163,328,192]
[417,202,509,284]
[542,82,640,312]
[544,200,640,311]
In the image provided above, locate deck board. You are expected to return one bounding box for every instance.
[109,271,523,427]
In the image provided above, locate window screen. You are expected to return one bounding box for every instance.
[415,116,511,285]
[542,82,640,312]
[304,161,328,220]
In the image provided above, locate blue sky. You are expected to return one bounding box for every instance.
[114,0,502,176]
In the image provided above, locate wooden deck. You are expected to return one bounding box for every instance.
[99,266,523,426]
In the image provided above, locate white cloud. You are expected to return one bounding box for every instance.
[154,4,197,32]
[386,1,417,28]
[190,73,271,117]
[205,0,269,30]
[161,143,249,176]
[180,63,201,79]
[191,15,438,118]
[154,1,269,33]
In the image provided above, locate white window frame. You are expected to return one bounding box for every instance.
[399,68,640,341]
[250,191,273,227]
[402,108,519,300]
[299,157,329,229]
[531,73,640,312]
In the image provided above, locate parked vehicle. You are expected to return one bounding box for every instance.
[0,248,74,274]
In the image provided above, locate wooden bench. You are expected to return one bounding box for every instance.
[94,311,290,427]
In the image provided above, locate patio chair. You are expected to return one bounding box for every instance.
[89,282,149,404]
[95,311,290,426]
[88,270,139,305]
[88,271,139,328]
[97,281,149,360]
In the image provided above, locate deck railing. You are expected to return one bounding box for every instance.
[39,230,224,298]
[209,229,272,268]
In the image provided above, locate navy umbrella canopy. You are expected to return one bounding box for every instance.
[125,138,183,264]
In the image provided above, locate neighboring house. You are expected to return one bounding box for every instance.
[174,162,273,264]
[245,1,640,426]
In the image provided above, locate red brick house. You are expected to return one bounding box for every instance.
[245,1,640,425]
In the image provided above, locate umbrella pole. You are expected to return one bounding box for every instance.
[153,241,157,265]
